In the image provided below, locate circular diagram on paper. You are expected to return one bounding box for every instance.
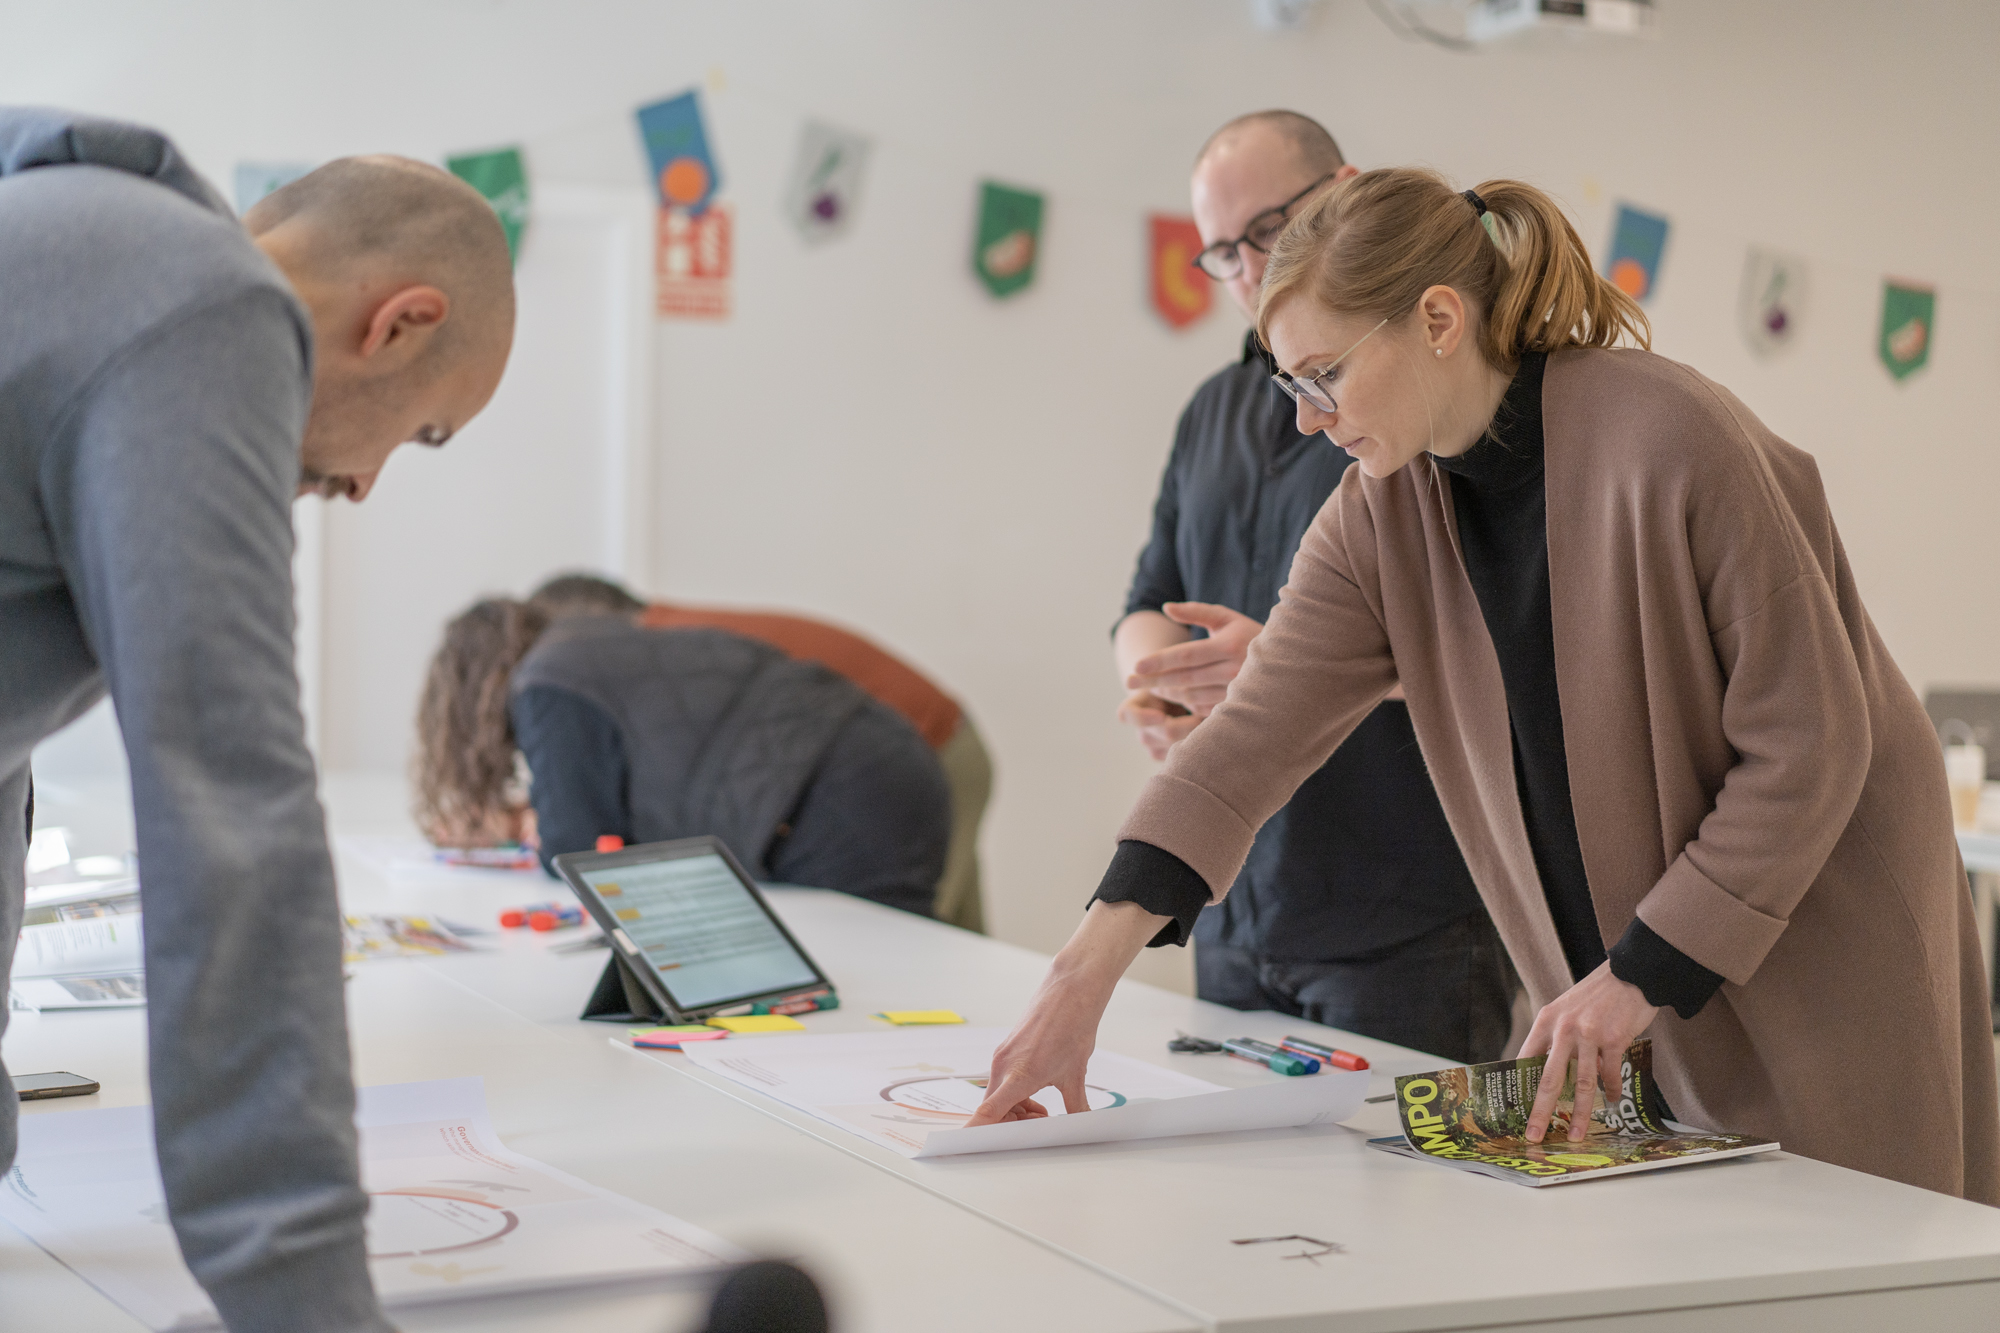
[366,1189,520,1258]
[878,1075,1126,1119]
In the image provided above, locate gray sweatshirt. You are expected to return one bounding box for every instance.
[0,109,388,1331]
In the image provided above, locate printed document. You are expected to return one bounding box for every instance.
[676,1028,1369,1158]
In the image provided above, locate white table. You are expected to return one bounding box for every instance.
[424,887,2000,1333]
[1,844,1197,1332]
[9,778,2000,1333]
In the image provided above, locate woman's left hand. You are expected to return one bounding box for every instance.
[1519,962,1659,1143]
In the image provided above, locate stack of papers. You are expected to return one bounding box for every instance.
[0,1078,743,1330]
[341,914,478,963]
[675,1028,1369,1158]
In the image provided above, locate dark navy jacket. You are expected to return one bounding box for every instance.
[1123,333,1483,958]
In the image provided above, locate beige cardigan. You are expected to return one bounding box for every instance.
[1121,348,2000,1204]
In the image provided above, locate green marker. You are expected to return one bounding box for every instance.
[1222,1037,1317,1077]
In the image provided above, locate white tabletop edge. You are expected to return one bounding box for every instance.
[611,1037,1223,1333]
[631,1037,2000,1333]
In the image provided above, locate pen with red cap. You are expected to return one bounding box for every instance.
[1278,1035,1369,1071]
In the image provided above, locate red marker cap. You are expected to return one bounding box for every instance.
[499,908,528,929]
[527,910,558,932]
[596,835,625,852]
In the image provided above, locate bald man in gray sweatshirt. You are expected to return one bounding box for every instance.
[0,109,513,1330]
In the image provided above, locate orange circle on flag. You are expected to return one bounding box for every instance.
[1609,257,1649,299]
[661,158,711,206]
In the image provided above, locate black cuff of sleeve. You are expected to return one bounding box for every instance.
[1091,840,1210,948]
[1608,918,1725,1020]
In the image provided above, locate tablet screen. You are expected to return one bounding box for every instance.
[571,847,822,1010]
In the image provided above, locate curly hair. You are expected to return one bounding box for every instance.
[412,597,550,845]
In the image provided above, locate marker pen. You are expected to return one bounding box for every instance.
[526,907,583,932]
[752,988,840,1016]
[1279,1035,1370,1071]
[499,902,582,929]
[1222,1037,1318,1076]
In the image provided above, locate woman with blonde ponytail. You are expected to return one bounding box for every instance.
[972,168,2000,1205]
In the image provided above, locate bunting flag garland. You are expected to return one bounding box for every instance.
[784,120,871,244]
[226,82,1975,381]
[1738,246,1806,357]
[1604,204,1670,302]
[1148,215,1212,329]
[232,161,311,216]
[446,147,530,264]
[973,181,1043,299]
[637,91,722,215]
[656,203,732,319]
[1879,280,1935,381]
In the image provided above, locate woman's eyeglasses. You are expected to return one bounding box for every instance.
[1191,174,1336,281]
[1269,318,1389,413]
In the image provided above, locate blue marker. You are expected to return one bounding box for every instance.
[1222,1037,1318,1077]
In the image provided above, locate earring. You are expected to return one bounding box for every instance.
[1434,348,1444,358]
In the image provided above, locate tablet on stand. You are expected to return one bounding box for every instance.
[554,836,833,1025]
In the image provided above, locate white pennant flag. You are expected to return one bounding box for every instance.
[1739,246,1808,358]
[784,119,871,244]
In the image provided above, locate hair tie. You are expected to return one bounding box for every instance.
[1463,187,1500,244]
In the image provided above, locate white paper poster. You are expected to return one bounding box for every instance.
[0,1078,743,1331]
[676,1028,1368,1158]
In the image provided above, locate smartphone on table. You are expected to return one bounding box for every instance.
[13,1071,99,1100]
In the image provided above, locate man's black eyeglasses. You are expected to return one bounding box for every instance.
[1190,174,1336,281]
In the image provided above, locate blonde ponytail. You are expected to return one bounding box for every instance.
[1257,168,1649,371]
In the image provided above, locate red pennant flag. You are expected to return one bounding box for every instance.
[1150,215,1213,330]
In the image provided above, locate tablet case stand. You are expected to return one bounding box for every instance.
[581,954,667,1023]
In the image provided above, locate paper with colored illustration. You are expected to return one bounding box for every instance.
[677,1028,1368,1159]
[0,1078,743,1331]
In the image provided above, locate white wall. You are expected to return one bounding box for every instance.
[11,1,2000,990]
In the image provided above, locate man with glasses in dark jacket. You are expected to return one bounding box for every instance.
[1108,110,1514,1063]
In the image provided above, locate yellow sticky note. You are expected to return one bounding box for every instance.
[707,1014,806,1034]
[875,1010,966,1026]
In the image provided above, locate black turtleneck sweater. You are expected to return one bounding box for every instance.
[1096,350,1723,1022]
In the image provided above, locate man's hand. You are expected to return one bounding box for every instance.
[1519,962,1659,1143]
[1117,690,1201,761]
[1125,602,1263,716]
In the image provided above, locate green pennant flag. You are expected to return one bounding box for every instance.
[447,147,529,264]
[973,181,1043,299]
[1878,280,1935,381]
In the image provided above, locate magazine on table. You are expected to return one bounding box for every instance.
[1368,1039,1778,1187]
[10,877,146,1011]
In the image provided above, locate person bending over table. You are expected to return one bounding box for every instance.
[1114,109,1512,1063]
[970,167,2000,1204]
[0,109,515,1332]
[415,599,950,916]
[526,572,992,933]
